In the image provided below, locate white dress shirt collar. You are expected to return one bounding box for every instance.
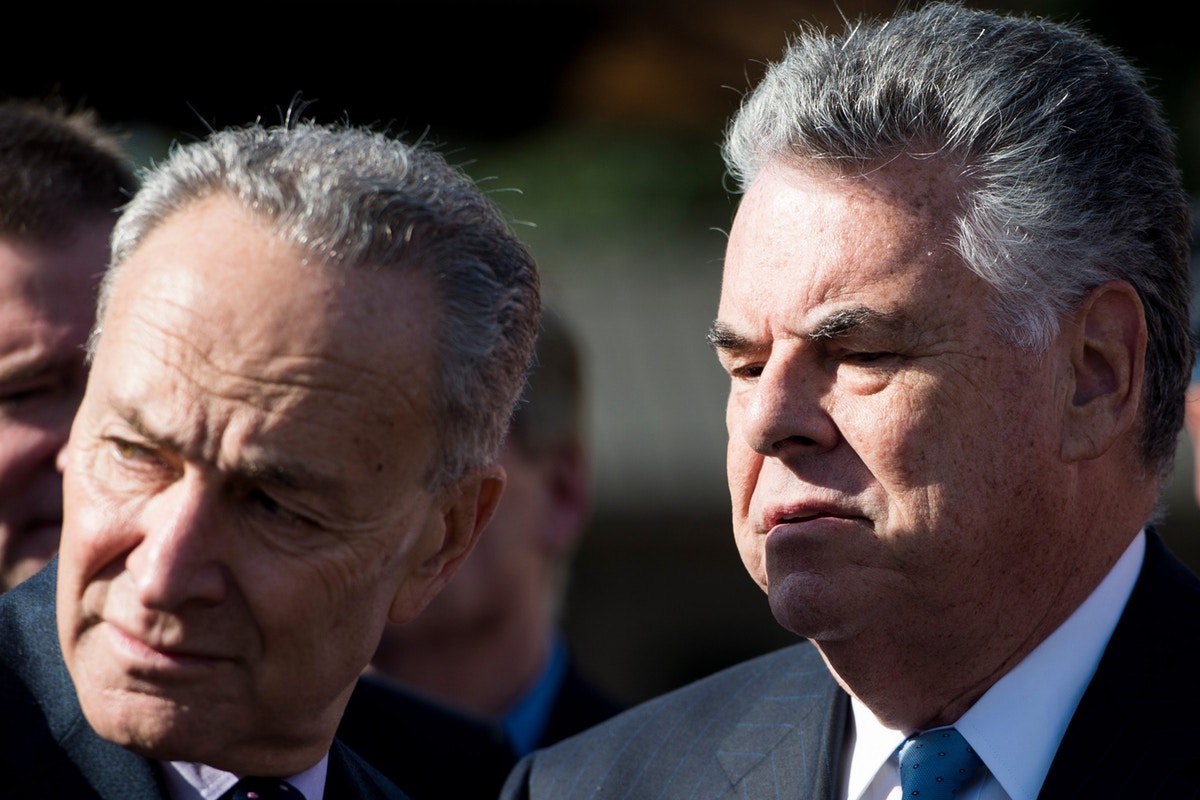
[162,754,329,800]
[846,530,1145,800]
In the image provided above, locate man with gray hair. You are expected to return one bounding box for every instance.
[0,120,539,799]
[503,4,1198,798]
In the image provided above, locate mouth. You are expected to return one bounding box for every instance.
[102,621,229,674]
[776,511,834,524]
[766,503,865,529]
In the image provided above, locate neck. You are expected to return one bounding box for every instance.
[822,522,1143,732]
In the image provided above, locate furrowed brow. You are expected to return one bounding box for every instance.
[114,403,333,494]
[116,405,176,448]
[707,320,754,354]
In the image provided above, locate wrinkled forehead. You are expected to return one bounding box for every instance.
[725,156,966,275]
[94,196,443,453]
[754,153,970,211]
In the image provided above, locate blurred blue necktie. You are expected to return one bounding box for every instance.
[897,727,982,799]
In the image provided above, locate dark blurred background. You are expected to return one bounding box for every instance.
[7,0,1198,705]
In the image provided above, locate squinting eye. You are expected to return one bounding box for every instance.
[0,379,58,409]
[251,489,284,516]
[0,388,41,406]
[840,349,903,366]
[247,488,314,528]
[113,439,151,460]
[106,437,174,476]
[730,364,764,379]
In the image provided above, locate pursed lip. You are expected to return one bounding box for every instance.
[761,501,869,534]
[101,619,232,670]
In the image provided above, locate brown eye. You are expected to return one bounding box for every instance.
[111,438,155,462]
[115,440,141,458]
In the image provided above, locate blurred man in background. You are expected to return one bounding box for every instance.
[341,308,624,797]
[0,99,135,593]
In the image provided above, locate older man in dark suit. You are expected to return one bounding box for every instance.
[503,4,1200,798]
[0,120,540,799]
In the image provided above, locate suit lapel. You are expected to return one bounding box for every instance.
[58,720,167,800]
[714,650,848,799]
[326,737,413,799]
[1039,532,1200,797]
[2,562,165,799]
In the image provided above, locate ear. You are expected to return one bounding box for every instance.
[538,442,591,557]
[387,464,506,624]
[1060,280,1146,462]
[1185,384,1200,505]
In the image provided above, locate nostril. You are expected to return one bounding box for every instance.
[775,434,819,451]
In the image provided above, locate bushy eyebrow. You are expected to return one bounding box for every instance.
[707,306,902,354]
[808,307,897,340]
[706,321,751,353]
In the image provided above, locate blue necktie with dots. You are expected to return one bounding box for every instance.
[897,727,982,799]
[222,776,305,800]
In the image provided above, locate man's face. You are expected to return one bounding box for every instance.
[0,224,107,592]
[56,195,480,773]
[715,159,1074,650]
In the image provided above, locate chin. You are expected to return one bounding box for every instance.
[80,689,210,759]
[766,574,849,641]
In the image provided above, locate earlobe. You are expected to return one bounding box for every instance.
[1061,281,1146,462]
[387,465,506,624]
[540,443,591,556]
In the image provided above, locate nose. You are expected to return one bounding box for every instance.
[735,351,839,458]
[55,432,72,474]
[49,385,85,474]
[126,476,227,609]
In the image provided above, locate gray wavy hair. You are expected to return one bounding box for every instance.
[100,121,540,488]
[723,1,1192,475]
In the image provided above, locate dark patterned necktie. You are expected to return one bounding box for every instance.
[897,727,982,799]
[222,776,305,800]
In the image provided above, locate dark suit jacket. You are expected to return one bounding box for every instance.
[0,561,410,800]
[338,674,516,800]
[337,648,625,799]
[501,532,1200,799]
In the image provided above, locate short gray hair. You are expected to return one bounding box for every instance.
[102,121,540,487]
[723,1,1192,475]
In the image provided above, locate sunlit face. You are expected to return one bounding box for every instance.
[714,159,1075,648]
[56,195,475,773]
[0,224,107,592]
